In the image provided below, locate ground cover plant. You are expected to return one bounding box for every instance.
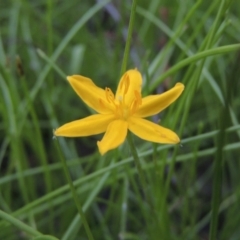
[0,0,240,239]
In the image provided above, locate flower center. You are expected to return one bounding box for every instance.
[102,75,142,120]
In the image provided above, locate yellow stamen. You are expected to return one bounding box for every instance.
[120,73,130,96]
[99,99,106,109]
[130,90,142,115]
[105,87,115,103]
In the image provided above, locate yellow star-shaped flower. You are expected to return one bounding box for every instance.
[54,69,184,155]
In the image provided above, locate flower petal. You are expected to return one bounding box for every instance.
[115,69,142,107]
[128,117,180,143]
[54,114,115,137]
[135,83,184,118]
[97,120,128,155]
[67,75,112,114]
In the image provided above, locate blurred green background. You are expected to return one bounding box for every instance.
[0,0,240,239]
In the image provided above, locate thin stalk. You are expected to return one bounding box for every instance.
[46,0,54,91]
[119,176,128,236]
[54,140,95,240]
[209,0,231,231]
[0,209,43,237]
[18,57,52,195]
[17,56,54,233]
[209,110,225,240]
[120,0,138,76]
[126,133,148,201]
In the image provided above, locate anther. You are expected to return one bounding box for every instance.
[123,75,130,95]
[134,90,142,105]
[120,73,130,95]
[130,90,142,114]
[105,87,115,103]
[99,99,106,109]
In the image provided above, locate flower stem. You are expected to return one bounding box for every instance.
[127,133,148,199]
[120,0,138,76]
[54,139,95,240]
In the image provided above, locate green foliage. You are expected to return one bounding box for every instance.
[0,0,240,239]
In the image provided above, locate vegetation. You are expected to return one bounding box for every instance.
[0,0,240,239]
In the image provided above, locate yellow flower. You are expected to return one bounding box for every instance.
[54,69,184,155]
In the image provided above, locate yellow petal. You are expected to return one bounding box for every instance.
[54,114,115,137]
[97,120,128,155]
[115,69,142,106]
[67,75,112,114]
[128,117,180,143]
[135,83,184,118]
